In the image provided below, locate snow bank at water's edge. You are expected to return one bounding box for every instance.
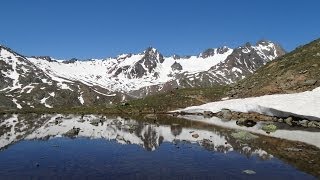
[176,87,320,121]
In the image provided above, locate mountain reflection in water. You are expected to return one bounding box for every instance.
[0,114,319,179]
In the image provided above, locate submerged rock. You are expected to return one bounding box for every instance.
[231,131,258,141]
[203,111,214,117]
[242,169,256,175]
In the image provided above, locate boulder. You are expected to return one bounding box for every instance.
[192,134,199,138]
[221,109,232,120]
[203,111,214,117]
[284,117,293,126]
[236,118,256,127]
[65,127,80,137]
[298,120,309,127]
[303,79,317,86]
[90,119,103,126]
[307,121,320,128]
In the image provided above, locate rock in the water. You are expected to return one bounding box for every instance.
[236,118,257,127]
[65,127,80,137]
[284,117,293,126]
[261,123,277,133]
[307,121,320,128]
[242,169,256,175]
[231,131,258,141]
[203,111,214,117]
[192,134,199,138]
[221,109,232,120]
[299,120,309,127]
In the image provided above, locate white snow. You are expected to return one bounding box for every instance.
[178,87,320,121]
[78,92,84,105]
[0,48,23,90]
[40,96,53,108]
[57,83,73,91]
[26,48,235,93]
[1,42,281,97]
[19,84,35,94]
[12,98,22,109]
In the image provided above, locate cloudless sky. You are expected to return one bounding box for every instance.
[0,0,319,59]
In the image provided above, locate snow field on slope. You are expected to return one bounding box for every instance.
[179,87,320,120]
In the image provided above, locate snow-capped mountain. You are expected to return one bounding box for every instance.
[0,40,285,109]
[0,46,125,110]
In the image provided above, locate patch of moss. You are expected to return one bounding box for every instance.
[231,130,258,141]
[261,124,277,132]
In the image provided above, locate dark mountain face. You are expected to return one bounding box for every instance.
[199,46,230,58]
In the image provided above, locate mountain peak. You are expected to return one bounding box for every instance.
[30,56,55,62]
[256,39,274,46]
[199,46,231,58]
[143,47,159,55]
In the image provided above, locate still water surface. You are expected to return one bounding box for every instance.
[0,114,318,179]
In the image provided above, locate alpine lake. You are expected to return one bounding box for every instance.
[0,113,319,179]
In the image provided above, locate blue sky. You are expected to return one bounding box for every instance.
[0,0,319,59]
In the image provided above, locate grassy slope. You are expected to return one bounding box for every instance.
[118,85,229,113]
[231,38,320,98]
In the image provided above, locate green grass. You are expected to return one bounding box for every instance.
[233,38,320,97]
[117,85,229,113]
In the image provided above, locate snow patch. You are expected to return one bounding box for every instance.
[40,97,53,108]
[179,87,320,121]
[78,92,84,105]
[12,98,22,109]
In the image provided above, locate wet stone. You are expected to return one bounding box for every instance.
[192,134,199,138]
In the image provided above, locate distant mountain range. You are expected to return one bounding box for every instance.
[0,40,285,110]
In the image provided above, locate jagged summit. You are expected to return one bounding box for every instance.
[0,39,285,109]
[199,46,231,58]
